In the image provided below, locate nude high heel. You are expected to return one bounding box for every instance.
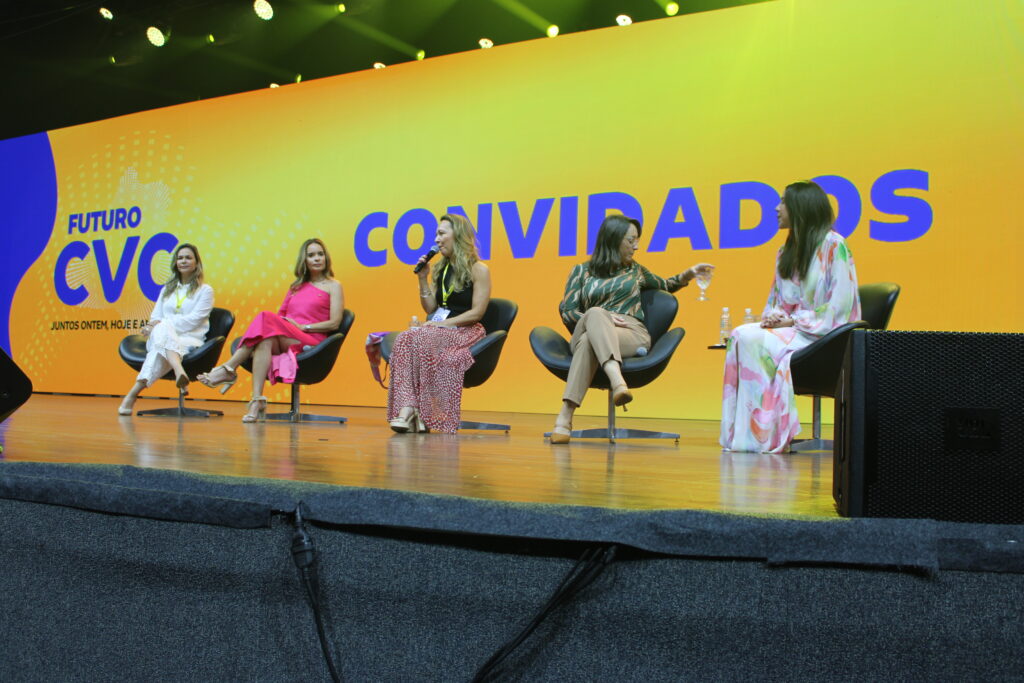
[242,396,267,423]
[390,408,416,433]
[612,383,633,409]
[199,365,237,394]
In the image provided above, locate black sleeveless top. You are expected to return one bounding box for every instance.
[434,264,474,317]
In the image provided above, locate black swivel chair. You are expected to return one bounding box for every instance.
[231,309,355,423]
[118,307,235,418]
[789,282,900,451]
[380,298,518,432]
[530,289,685,443]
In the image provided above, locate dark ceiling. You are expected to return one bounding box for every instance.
[2,0,766,140]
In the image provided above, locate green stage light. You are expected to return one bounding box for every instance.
[295,73,302,83]
[99,8,113,20]
[415,50,426,60]
[146,26,167,47]
[547,24,559,37]
[269,83,280,88]
[337,3,346,12]
[479,38,494,49]
[666,2,680,16]
[254,0,274,21]
[373,62,386,69]
[616,15,633,26]
[206,33,216,44]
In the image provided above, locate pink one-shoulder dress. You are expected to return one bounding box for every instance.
[237,283,331,384]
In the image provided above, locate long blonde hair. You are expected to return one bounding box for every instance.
[160,243,204,298]
[290,238,334,291]
[431,214,479,293]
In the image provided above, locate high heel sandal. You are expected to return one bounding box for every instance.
[242,396,267,423]
[199,365,237,394]
[117,404,133,416]
[390,409,416,433]
[175,373,190,396]
[550,420,572,444]
[612,382,633,409]
[413,412,429,434]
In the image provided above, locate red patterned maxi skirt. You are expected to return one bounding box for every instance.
[386,323,485,434]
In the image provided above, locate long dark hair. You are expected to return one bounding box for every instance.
[588,214,639,278]
[160,243,204,298]
[777,181,835,281]
[290,238,334,291]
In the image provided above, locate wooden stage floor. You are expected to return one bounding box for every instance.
[0,394,839,518]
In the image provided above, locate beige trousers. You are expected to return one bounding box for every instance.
[563,307,651,406]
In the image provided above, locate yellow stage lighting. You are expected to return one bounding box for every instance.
[337,3,346,12]
[546,24,559,37]
[373,62,386,69]
[479,38,494,49]
[666,2,680,16]
[99,8,113,20]
[269,83,280,88]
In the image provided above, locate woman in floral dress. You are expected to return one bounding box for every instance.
[720,180,861,453]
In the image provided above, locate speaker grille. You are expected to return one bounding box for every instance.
[863,331,1024,523]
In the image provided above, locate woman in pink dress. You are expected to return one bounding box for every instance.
[720,181,861,453]
[387,214,491,434]
[198,238,344,422]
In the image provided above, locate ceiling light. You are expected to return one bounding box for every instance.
[253,0,274,21]
[478,38,494,49]
[146,26,168,47]
[546,24,559,37]
[373,62,386,69]
[269,83,280,88]
[616,15,632,26]
[99,8,113,20]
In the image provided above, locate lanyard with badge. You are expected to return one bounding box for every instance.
[174,284,188,312]
[428,263,453,322]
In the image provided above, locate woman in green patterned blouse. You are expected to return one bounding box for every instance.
[551,214,713,443]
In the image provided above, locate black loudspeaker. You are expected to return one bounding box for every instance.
[834,330,1024,524]
[0,347,32,424]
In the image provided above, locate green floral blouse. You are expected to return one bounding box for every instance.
[559,262,689,328]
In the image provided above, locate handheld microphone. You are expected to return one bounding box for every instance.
[413,245,440,274]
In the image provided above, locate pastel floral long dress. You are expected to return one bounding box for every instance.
[720,231,861,453]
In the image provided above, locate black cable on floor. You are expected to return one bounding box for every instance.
[291,502,342,683]
[471,543,618,682]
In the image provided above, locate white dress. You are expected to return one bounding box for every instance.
[137,283,215,386]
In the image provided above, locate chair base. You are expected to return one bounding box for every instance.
[789,395,831,452]
[459,420,510,432]
[546,391,680,444]
[790,438,832,452]
[265,411,347,424]
[545,427,680,443]
[264,385,346,424]
[137,393,223,418]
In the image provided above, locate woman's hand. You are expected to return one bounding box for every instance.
[415,255,431,282]
[610,314,630,328]
[141,320,158,337]
[684,263,715,282]
[283,317,301,328]
[761,313,794,329]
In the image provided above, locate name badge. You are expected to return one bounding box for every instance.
[429,307,451,322]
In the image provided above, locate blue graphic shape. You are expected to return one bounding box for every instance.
[0,133,58,356]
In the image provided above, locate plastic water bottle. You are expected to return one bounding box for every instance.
[743,308,756,325]
[719,307,731,345]
[409,315,420,329]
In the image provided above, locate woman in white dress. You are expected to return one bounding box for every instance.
[118,243,214,415]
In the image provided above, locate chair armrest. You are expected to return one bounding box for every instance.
[790,321,869,397]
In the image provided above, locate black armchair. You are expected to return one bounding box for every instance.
[530,289,685,443]
[231,309,355,423]
[789,282,900,451]
[118,307,235,418]
[380,298,518,432]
